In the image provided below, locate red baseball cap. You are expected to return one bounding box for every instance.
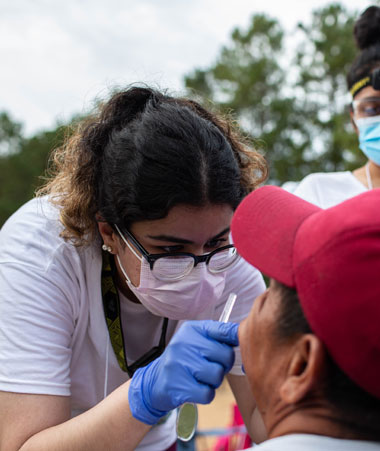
[231,185,380,399]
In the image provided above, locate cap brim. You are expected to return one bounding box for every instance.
[231,186,320,287]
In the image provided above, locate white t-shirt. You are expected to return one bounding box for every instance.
[248,434,380,450]
[0,196,265,451]
[293,171,367,208]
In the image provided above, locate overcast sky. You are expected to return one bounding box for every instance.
[0,0,372,135]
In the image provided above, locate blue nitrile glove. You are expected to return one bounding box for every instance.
[128,320,239,425]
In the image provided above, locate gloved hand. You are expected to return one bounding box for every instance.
[128,320,239,425]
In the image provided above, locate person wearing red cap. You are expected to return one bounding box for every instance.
[230,185,380,450]
[102,184,380,450]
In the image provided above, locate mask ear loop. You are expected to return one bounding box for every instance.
[114,224,143,261]
[116,254,133,284]
[114,224,143,285]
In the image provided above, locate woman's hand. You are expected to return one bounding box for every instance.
[128,320,239,425]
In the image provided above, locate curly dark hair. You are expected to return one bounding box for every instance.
[38,86,268,245]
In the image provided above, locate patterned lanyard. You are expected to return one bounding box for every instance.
[101,251,168,378]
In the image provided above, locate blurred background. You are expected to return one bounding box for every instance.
[1,1,377,448]
[1,0,377,225]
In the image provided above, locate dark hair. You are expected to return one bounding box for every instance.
[347,6,380,93]
[275,281,380,441]
[39,86,267,244]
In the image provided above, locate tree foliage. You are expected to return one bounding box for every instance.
[0,2,368,225]
[295,3,361,172]
[185,3,361,183]
[0,118,67,226]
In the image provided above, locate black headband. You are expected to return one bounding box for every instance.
[350,67,380,98]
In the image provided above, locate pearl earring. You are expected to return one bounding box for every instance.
[102,244,113,253]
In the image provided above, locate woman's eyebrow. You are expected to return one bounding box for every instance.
[146,234,193,244]
[146,227,230,244]
[212,227,230,239]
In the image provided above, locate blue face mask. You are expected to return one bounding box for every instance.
[356,115,380,166]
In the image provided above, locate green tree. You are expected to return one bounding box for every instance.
[0,2,370,226]
[0,115,66,226]
[0,112,23,156]
[185,14,311,183]
[185,3,360,184]
[295,3,360,172]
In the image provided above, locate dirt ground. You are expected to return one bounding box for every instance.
[195,379,238,451]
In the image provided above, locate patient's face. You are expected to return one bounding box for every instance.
[238,279,291,416]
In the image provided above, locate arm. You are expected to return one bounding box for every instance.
[0,381,151,451]
[227,374,267,444]
[0,261,150,450]
[0,320,238,451]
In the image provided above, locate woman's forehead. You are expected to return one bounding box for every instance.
[130,204,234,241]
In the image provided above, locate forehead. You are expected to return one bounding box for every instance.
[354,85,380,101]
[248,279,283,327]
[131,203,234,240]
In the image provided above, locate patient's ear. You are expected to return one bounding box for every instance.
[279,334,326,404]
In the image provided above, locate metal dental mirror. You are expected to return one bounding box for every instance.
[176,292,238,442]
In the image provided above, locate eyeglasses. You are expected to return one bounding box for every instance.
[115,225,240,282]
[352,96,380,118]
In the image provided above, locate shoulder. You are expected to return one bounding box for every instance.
[295,171,353,191]
[293,171,362,208]
[1,197,63,264]
[1,197,97,271]
[0,197,100,295]
[252,434,380,450]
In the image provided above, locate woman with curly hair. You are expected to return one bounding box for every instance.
[0,86,267,450]
[295,5,380,206]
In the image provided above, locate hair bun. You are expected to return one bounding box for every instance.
[83,87,157,157]
[354,6,380,50]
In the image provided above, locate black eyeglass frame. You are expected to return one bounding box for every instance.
[117,226,238,272]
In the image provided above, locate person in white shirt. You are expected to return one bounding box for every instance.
[294,5,380,207]
[0,86,268,450]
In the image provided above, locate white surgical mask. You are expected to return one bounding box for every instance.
[116,254,226,320]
